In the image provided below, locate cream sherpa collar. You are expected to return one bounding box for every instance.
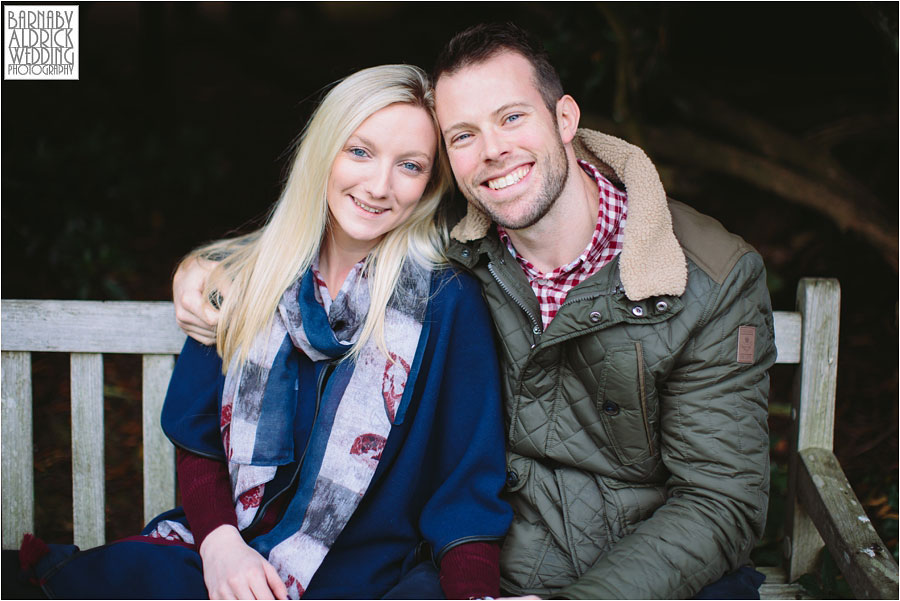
[449,128,687,301]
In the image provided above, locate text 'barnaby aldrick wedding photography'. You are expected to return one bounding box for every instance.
[4,5,79,80]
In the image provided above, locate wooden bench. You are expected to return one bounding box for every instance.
[1,301,185,550]
[2,278,897,598]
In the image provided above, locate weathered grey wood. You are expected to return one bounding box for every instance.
[773,311,802,364]
[798,448,899,599]
[787,278,840,580]
[759,583,815,600]
[1,352,34,550]
[759,564,815,599]
[758,565,788,584]
[795,279,840,450]
[2,300,186,354]
[142,354,176,523]
[70,353,105,549]
[758,563,815,599]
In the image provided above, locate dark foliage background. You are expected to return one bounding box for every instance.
[2,3,897,595]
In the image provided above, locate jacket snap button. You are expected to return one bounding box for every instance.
[532,325,541,335]
[655,300,668,312]
[602,400,620,415]
[461,249,470,258]
[589,311,601,323]
[631,306,644,317]
[506,470,520,488]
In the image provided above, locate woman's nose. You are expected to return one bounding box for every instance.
[365,163,391,199]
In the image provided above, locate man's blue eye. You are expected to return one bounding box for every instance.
[454,133,471,144]
[506,114,521,123]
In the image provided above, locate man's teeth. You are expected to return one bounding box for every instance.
[352,197,385,214]
[486,166,530,190]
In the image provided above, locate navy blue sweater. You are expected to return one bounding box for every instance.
[161,268,513,598]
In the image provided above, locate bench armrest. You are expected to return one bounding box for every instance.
[798,447,899,598]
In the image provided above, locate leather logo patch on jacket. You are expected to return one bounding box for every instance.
[737,325,756,364]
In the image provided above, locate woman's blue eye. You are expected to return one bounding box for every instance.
[453,133,471,144]
[350,147,368,158]
[506,114,521,123]
[402,162,422,173]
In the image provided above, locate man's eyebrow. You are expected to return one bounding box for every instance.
[492,102,531,117]
[442,102,533,137]
[442,121,474,137]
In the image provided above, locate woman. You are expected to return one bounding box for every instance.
[21,64,512,599]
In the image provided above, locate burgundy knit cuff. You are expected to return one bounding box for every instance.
[176,448,237,549]
[439,541,501,599]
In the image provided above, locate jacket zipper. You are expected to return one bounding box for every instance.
[487,261,543,337]
[634,341,655,456]
[245,359,335,532]
[561,284,624,308]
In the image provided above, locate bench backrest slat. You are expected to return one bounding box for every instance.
[1,351,35,549]
[71,353,106,549]
[2,300,185,354]
[787,278,841,579]
[795,280,840,451]
[773,311,801,364]
[142,355,177,522]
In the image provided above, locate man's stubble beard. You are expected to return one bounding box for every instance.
[462,137,569,231]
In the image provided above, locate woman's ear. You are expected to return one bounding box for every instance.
[555,94,581,145]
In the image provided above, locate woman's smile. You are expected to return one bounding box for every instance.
[350,195,387,215]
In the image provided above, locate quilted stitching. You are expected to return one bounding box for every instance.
[464,238,772,597]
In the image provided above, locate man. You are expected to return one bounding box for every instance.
[174,23,775,599]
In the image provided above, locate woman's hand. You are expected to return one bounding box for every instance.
[199,524,288,600]
[173,256,221,345]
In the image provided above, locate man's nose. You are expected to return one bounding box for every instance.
[481,128,510,162]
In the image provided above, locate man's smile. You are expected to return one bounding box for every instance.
[483,164,533,191]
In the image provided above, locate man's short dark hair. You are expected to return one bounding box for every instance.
[433,23,564,114]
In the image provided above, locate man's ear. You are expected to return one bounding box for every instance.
[555,94,580,144]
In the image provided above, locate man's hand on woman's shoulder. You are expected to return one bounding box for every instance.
[173,256,221,345]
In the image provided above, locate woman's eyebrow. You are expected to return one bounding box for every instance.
[346,134,374,148]
[348,134,432,160]
[401,150,433,160]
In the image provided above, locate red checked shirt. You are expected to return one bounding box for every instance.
[497,160,627,329]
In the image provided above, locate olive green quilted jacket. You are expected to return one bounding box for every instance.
[445,129,776,599]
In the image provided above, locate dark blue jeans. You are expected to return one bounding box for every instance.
[694,566,766,599]
[382,561,444,599]
[489,566,765,600]
[10,543,763,600]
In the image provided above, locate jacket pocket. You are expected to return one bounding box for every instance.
[553,468,615,579]
[596,342,657,465]
[601,476,667,536]
[500,456,580,593]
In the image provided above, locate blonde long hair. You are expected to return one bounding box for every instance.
[195,65,452,369]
